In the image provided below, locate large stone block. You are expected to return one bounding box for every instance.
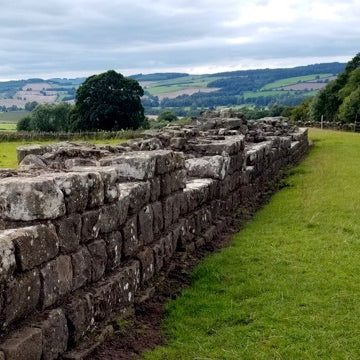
[54,172,88,214]
[162,196,174,230]
[118,182,150,214]
[149,177,161,202]
[17,144,50,163]
[0,176,65,221]
[81,209,102,241]
[0,230,16,283]
[163,232,175,262]
[55,214,82,253]
[87,171,105,208]
[100,194,129,233]
[0,327,42,360]
[104,231,122,271]
[138,205,154,245]
[71,247,92,290]
[87,239,107,282]
[152,238,165,273]
[185,155,230,180]
[189,135,244,156]
[100,151,157,180]
[136,247,155,285]
[122,215,141,258]
[40,255,73,308]
[3,270,40,326]
[12,225,59,271]
[65,292,94,344]
[35,308,68,360]
[152,201,163,235]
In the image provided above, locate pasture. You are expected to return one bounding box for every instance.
[144,129,360,359]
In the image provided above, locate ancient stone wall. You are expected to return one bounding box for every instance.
[0,110,309,359]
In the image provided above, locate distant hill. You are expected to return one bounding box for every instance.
[0,63,346,113]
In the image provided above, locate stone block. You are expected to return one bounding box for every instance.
[12,225,59,271]
[65,292,94,344]
[118,181,150,214]
[55,214,82,253]
[3,270,40,326]
[87,239,107,282]
[100,203,120,233]
[136,247,155,285]
[173,169,187,191]
[152,238,165,273]
[162,196,174,230]
[152,201,163,235]
[149,176,161,202]
[163,232,175,262]
[0,327,42,360]
[35,308,68,360]
[100,151,157,180]
[81,209,102,241]
[87,171,105,208]
[54,172,88,214]
[17,144,50,163]
[104,231,122,271]
[152,150,177,174]
[0,176,65,221]
[172,194,181,223]
[40,255,73,308]
[138,205,154,245]
[71,247,92,290]
[0,351,4,360]
[122,215,140,258]
[185,155,230,180]
[160,173,173,197]
[178,192,188,215]
[0,230,16,283]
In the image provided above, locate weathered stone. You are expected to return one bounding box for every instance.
[173,169,187,191]
[87,171,105,208]
[0,176,65,221]
[12,225,59,271]
[122,215,140,258]
[35,308,68,360]
[186,155,230,180]
[54,172,88,214]
[82,209,102,241]
[40,255,73,308]
[170,137,186,150]
[104,231,122,270]
[163,232,175,262]
[0,351,4,360]
[149,177,161,202]
[0,327,42,360]
[88,239,107,282]
[136,247,155,285]
[160,173,173,197]
[18,154,47,170]
[152,150,177,174]
[163,196,174,229]
[118,182,150,214]
[55,214,82,253]
[71,247,92,290]
[16,144,50,163]
[100,151,157,180]
[138,205,154,245]
[152,201,163,235]
[3,270,40,326]
[190,135,244,156]
[172,194,181,223]
[152,238,165,273]
[65,292,94,344]
[0,230,16,283]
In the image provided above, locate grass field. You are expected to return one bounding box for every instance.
[261,73,332,90]
[0,110,29,123]
[144,129,360,359]
[0,138,125,168]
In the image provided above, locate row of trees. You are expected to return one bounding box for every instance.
[292,53,360,123]
[18,70,146,132]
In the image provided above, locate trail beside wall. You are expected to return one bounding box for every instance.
[0,110,308,359]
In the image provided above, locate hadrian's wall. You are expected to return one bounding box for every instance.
[0,110,308,359]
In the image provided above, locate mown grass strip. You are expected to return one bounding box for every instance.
[144,128,360,359]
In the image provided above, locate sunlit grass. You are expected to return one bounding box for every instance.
[144,129,360,359]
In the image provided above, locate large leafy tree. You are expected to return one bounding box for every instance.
[74,70,145,131]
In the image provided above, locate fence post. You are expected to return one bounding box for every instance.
[321,115,324,129]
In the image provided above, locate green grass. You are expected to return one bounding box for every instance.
[0,138,126,168]
[243,90,290,98]
[0,123,16,131]
[144,129,360,359]
[262,73,332,90]
[0,110,29,123]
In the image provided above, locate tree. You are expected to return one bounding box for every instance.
[157,111,178,122]
[338,87,360,123]
[17,116,32,131]
[25,101,39,112]
[74,70,145,131]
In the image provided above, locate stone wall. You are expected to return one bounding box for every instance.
[0,111,309,359]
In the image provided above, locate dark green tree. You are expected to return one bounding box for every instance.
[16,116,32,131]
[74,70,145,131]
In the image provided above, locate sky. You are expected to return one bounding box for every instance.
[0,0,359,80]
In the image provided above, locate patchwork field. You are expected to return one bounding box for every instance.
[144,129,360,359]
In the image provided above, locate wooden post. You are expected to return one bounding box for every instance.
[321,115,324,129]
[355,114,358,132]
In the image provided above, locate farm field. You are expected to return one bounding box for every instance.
[144,129,360,359]
[0,138,126,168]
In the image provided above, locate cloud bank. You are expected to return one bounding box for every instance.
[0,0,359,79]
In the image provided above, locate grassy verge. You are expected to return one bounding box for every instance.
[144,128,360,359]
[0,138,126,168]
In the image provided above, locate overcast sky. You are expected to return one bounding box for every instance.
[0,0,359,80]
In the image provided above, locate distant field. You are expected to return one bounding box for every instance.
[0,110,29,123]
[281,82,327,91]
[262,73,333,90]
[0,123,16,131]
[156,87,219,100]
